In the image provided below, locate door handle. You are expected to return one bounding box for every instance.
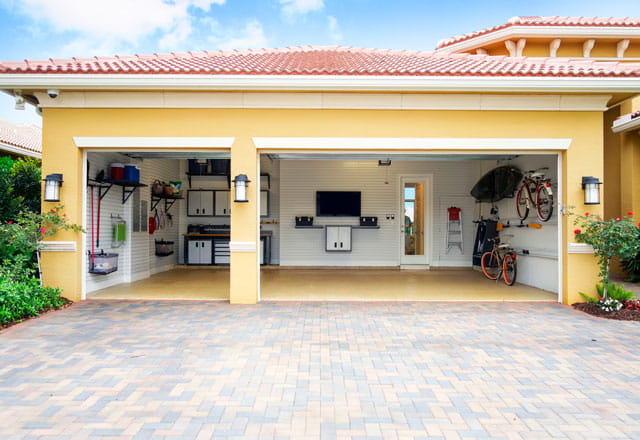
[196,208,199,214]
[195,242,198,248]
[202,208,206,214]
[340,242,343,248]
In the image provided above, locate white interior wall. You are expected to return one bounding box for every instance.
[85,153,180,293]
[279,159,480,267]
[478,155,558,293]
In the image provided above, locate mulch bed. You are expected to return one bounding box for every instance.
[572,302,640,321]
[0,298,74,331]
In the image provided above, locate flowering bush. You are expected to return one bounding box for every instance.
[572,211,640,286]
[0,206,82,280]
[597,297,623,312]
[625,299,640,311]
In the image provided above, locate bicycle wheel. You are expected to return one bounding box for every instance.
[502,254,517,286]
[535,185,554,222]
[515,185,529,220]
[481,251,500,280]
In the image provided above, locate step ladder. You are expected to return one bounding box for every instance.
[446,207,463,254]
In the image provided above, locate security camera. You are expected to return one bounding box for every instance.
[47,89,59,99]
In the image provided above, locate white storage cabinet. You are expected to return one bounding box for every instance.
[214,191,231,216]
[187,239,212,265]
[325,225,352,252]
[187,190,214,216]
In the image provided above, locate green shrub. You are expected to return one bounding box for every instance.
[579,282,636,307]
[0,277,66,325]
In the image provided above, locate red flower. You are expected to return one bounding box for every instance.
[8,221,13,224]
[574,229,581,234]
[584,212,590,216]
[63,213,67,217]
[50,209,55,213]
[616,217,621,221]
[637,222,640,227]
[627,211,633,216]
[39,227,46,234]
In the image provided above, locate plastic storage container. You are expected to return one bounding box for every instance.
[124,165,140,182]
[88,251,119,274]
[110,163,124,180]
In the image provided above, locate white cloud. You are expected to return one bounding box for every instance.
[327,15,342,43]
[8,0,226,55]
[216,19,268,50]
[279,0,324,17]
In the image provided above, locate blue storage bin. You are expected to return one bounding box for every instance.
[124,165,139,182]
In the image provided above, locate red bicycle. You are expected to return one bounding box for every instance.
[516,168,554,222]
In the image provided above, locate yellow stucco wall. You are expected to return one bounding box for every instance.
[41,105,603,304]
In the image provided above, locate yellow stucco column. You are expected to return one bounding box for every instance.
[40,114,84,302]
[563,123,604,305]
[229,138,260,304]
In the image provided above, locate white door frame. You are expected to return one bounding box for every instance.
[399,174,433,267]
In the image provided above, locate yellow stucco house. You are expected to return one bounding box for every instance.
[1,16,639,305]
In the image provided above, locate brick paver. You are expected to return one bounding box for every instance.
[1,301,639,439]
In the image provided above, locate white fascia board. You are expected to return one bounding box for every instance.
[252,137,572,151]
[0,141,41,158]
[436,25,640,53]
[1,74,640,93]
[73,136,234,148]
[612,115,640,133]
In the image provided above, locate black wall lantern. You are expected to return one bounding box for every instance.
[232,174,251,203]
[43,173,63,202]
[582,176,602,205]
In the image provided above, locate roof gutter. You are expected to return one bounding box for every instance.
[0,74,639,93]
[612,113,640,133]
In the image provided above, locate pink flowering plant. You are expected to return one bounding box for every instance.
[572,211,640,293]
[0,205,82,281]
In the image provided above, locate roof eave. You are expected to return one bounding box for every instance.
[0,141,41,159]
[0,74,639,94]
[436,26,640,53]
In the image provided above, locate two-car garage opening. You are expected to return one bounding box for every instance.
[84,149,559,302]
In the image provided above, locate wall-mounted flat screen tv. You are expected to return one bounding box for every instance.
[316,191,361,217]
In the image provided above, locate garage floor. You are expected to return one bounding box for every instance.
[87,267,557,301]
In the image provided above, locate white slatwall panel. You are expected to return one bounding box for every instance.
[260,156,280,264]
[86,153,180,293]
[143,158,180,273]
[86,152,129,292]
[279,160,478,267]
[478,155,559,293]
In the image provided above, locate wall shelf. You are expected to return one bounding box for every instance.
[151,192,183,212]
[353,226,380,229]
[295,225,324,229]
[88,179,147,204]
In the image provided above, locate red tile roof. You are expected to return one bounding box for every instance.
[1,46,639,78]
[0,119,42,158]
[437,16,640,49]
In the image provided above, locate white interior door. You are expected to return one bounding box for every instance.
[400,176,431,266]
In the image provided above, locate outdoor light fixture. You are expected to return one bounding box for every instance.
[43,173,63,202]
[378,159,392,166]
[582,176,602,205]
[232,174,251,203]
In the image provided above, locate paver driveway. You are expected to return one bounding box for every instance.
[1,301,639,440]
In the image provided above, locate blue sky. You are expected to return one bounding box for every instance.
[1,0,639,126]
